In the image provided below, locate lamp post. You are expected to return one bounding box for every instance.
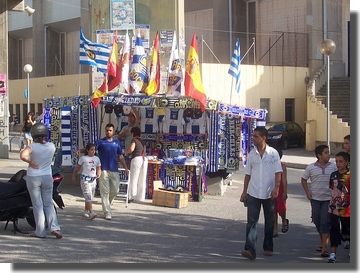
[320,39,336,151]
[23,64,33,114]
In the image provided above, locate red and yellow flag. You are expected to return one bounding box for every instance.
[145,32,160,96]
[92,35,120,108]
[184,33,206,112]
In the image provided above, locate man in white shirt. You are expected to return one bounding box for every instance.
[240,127,282,260]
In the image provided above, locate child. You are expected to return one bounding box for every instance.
[72,143,101,220]
[273,148,289,237]
[327,151,350,263]
[301,144,337,258]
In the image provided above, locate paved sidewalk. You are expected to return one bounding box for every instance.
[0,148,353,269]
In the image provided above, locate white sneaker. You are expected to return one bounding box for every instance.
[327,252,336,263]
[83,210,90,218]
[89,212,97,220]
[105,213,112,220]
[344,240,350,249]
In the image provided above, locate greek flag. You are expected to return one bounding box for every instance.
[228,38,241,94]
[79,27,110,73]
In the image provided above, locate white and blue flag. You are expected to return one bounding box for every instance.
[129,33,148,94]
[228,38,241,94]
[79,27,110,73]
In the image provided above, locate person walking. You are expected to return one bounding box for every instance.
[301,144,337,258]
[77,123,128,220]
[19,122,62,239]
[327,152,350,263]
[21,112,35,147]
[72,143,101,220]
[124,126,148,202]
[273,148,289,237]
[239,127,283,260]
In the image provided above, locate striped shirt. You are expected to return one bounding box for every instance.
[302,161,337,201]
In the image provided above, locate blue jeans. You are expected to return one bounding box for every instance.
[244,194,275,258]
[26,175,60,237]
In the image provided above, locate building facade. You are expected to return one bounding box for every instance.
[2,0,351,151]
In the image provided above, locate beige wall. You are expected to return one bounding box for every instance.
[202,64,308,131]
[306,93,350,152]
[9,74,90,118]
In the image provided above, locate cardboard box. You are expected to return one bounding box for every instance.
[152,189,189,209]
[153,180,163,190]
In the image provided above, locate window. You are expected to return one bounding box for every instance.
[285,99,294,121]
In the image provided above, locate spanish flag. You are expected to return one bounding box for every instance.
[145,32,160,96]
[91,35,119,108]
[184,33,206,111]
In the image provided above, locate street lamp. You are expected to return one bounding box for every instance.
[320,39,336,151]
[23,64,33,114]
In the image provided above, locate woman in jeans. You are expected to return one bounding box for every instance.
[20,122,62,239]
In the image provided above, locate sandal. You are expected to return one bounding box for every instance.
[321,251,329,257]
[316,246,322,252]
[29,232,45,238]
[281,219,289,233]
[51,230,63,239]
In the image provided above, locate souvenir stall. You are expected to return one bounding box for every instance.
[42,94,266,202]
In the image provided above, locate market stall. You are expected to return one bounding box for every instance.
[42,94,266,201]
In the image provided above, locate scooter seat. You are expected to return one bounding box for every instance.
[0,170,28,199]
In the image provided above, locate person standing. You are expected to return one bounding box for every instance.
[240,127,283,260]
[327,151,350,263]
[343,134,350,167]
[20,122,62,239]
[72,143,101,220]
[342,134,350,250]
[124,126,148,202]
[117,106,141,150]
[301,144,337,258]
[77,123,128,220]
[273,148,289,237]
[21,112,35,147]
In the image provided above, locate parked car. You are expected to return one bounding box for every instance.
[265,121,305,149]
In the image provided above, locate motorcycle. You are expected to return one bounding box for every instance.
[0,169,65,234]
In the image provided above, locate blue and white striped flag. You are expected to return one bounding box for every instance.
[166,31,183,97]
[79,27,110,73]
[129,33,148,94]
[228,38,241,94]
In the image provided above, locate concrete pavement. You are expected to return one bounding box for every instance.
[0,148,353,269]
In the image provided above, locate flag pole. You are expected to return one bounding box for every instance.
[240,39,255,63]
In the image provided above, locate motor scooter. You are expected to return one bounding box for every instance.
[0,169,65,234]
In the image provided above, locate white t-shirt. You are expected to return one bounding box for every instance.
[245,145,283,199]
[140,107,159,133]
[78,155,101,177]
[162,108,185,134]
[27,142,56,176]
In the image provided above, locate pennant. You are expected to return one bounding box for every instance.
[145,32,160,96]
[129,33,148,94]
[184,33,206,112]
[91,77,108,108]
[166,31,183,97]
[228,38,241,93]
[119,31,131,93]
[91,34,121,108]
[79,27,110,73]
